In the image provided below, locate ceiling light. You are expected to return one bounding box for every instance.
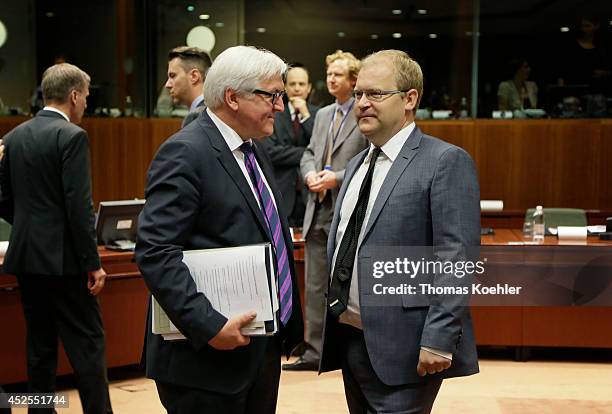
[199,14,210,20]
[370,34,379,39]
[429,33,438,39]
[465,31,473,36]
[417,9,428,15]
[392,33,402,39]
[560,26,570,32]
[46,11,55,17]
[215,22,225,28]
[256,27,266,33]
[186,5,195,12]
[337,31,345,37]
[0,20,6,48]
[392,9,402,15]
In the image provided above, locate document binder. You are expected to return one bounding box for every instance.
[152,243,278,340]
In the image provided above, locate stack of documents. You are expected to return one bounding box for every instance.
[152,243,278,340]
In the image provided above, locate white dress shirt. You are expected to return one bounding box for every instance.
[288,101,310,123]
[206,108,279,210]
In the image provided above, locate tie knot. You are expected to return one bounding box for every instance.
[370,147,382,161]
[239,141,253,155]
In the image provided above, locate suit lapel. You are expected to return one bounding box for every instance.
[316,107,335,170]
[280,107,297,143]
[331,111,357,155]
[362,127,423,242]
[202,112,271,240]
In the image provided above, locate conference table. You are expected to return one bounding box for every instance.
[1,229,610,384]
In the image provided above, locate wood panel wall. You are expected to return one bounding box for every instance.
[420,119,610,210]
[1,117,610,210]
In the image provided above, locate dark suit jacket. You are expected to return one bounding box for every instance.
[261,103,319,216]
[320,127,480,385]
[135,110,304,394]
[0,110,100,276]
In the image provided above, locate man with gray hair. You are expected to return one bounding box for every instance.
[165,46,212,127]
[0,63,112,413]
[136,45,303,413]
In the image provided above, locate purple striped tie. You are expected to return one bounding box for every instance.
[240,142,293,325]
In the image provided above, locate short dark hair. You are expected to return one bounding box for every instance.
[168,46,212,77]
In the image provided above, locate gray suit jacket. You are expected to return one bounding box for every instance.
[300,102,368,238]
[320,126,480,385]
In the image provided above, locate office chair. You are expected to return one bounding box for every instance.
[0,218,11,241]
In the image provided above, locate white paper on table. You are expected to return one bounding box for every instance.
[480,200,504,212]
[557,226,587,240]
[587,225,607,234]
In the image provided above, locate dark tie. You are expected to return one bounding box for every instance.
[292,114,301,138]
[240,142,293,325]
[328,147,382,319]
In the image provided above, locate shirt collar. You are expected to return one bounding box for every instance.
[335,97,355,116]
[365,121,416,163]
[287,101,296,117]
[43,106,70,122]
[190,95,204,112]
[206,107,251,152]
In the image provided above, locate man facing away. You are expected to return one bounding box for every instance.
[319,50,480,413]
[165,46,212,127]
[135,46,303,414]
[262,64,320,227]
[283,51,368,371]
[0,63,112,414]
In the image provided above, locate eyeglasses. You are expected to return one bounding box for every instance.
[252,89,286,106]
[352,89,409,102]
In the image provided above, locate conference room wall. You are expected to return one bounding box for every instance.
[2,117,608,212]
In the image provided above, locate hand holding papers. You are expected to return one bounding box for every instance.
[152,244,279,341]
[208,311,257,350]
